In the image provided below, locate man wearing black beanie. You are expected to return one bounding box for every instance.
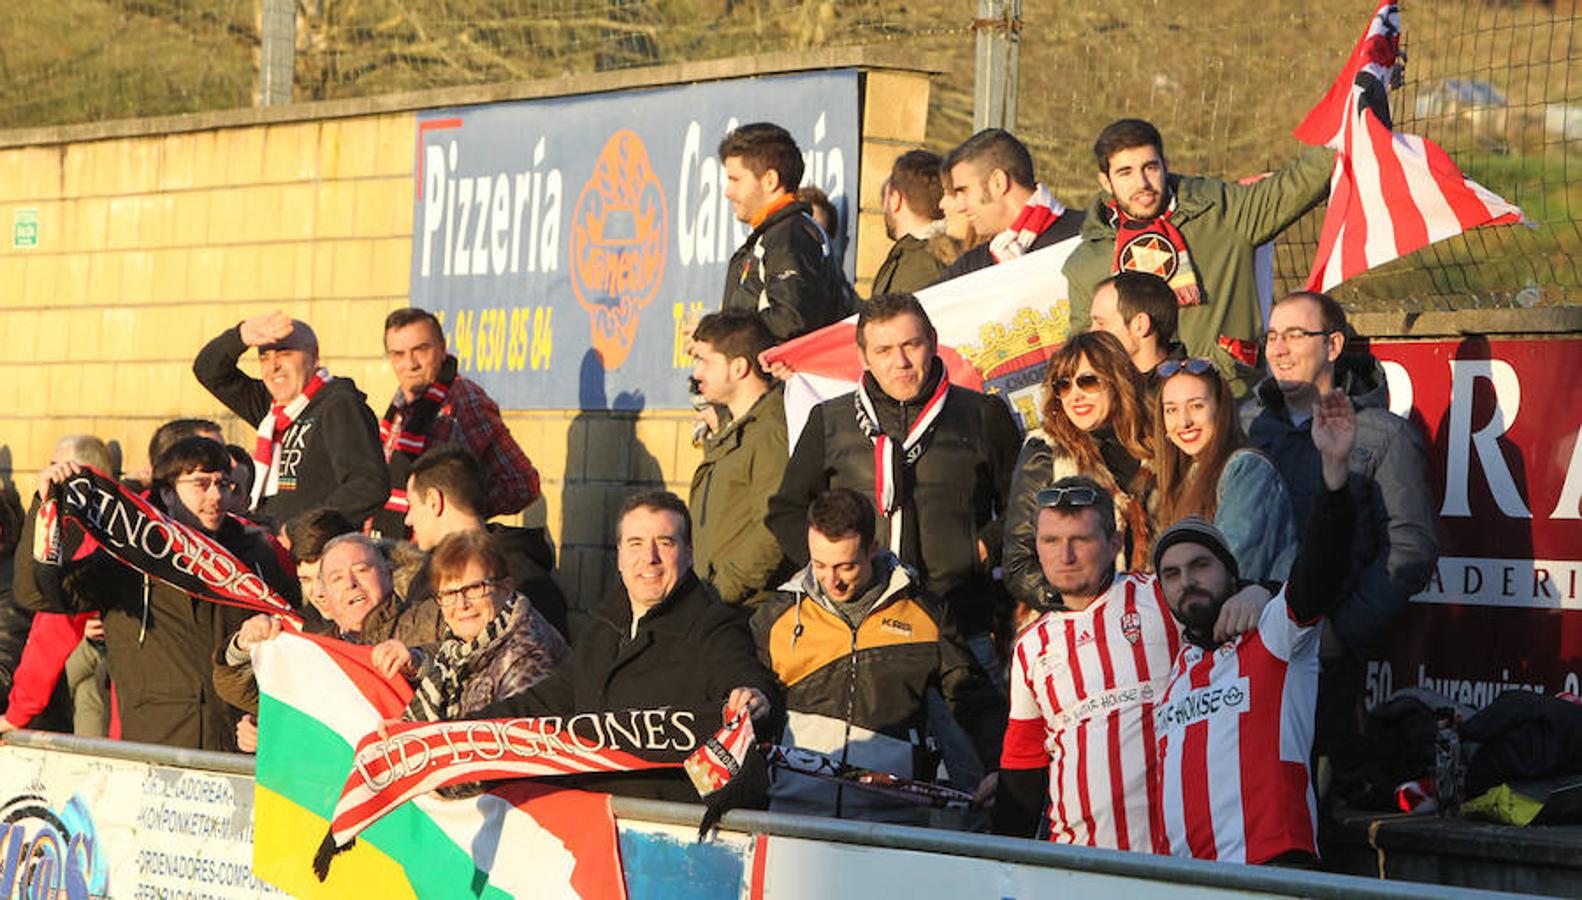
[1152,389,1358,865]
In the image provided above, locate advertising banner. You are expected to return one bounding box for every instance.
[0,746,281,899]
[409,70,861,411]
[1364,337,1582,709]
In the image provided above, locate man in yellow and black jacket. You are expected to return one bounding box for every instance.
[750,488,1006,824]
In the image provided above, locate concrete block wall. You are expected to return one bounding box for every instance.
[0,51,933,612]
[0,114,415,494]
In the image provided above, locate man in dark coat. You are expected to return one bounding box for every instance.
[765,293,1023,642]
[16,437,292,751]
[718,122,849,341]
[933,128,1084,284]
[475,491,781,803]
[193,311,388,527]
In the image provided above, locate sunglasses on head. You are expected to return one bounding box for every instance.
[1036,485,1101,509]
[1155,357,1216,379]
[1053,372,1105,397]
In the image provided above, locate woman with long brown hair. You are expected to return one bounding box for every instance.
[1151,359,1298,581]
[1002,332,1155,614]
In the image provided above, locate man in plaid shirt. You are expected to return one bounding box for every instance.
[370,308,541,539]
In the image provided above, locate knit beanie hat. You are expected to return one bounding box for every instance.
[1151,515,1239,581]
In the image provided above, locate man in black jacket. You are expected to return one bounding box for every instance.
[17,438,292,750]
[718,122,849,341]
[402,446,567,638]
[474,491,781,803]
[934,128,1085,283]
[765,293,1023,643]
[193,311,389,528]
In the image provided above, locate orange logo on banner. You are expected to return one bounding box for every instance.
[570,130,669,369]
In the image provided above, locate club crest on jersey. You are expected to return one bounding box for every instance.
[1119,232,1180,279]
[1120,611,1143,645]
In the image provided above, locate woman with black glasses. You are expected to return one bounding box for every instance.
[384,530,569,722]
[1002,332,1156,619]
[1151,358,1298,582]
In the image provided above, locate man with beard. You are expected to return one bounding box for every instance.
[1062,119,1334,395]
[992,475,1272,850]
[934,128,1084,282]
[869,150,959,296]
[15,437,292,750]
[372,308,541,540]
[1150,389,1358,865]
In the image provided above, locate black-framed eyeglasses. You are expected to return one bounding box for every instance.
[435,577,505,609]
[1036,485,1101,509]
[175,474,238,494]
[1262,327,1332,347]
[1052,372,1104,398]
[1154,357,1216,379]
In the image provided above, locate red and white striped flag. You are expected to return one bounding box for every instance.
[1295,1,1524,292]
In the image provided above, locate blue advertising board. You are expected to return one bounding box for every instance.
[409,70,861,411]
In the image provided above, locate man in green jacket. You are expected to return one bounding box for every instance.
[1063,119,1334,395]
[688,308,792,605]
[869,150,958,297]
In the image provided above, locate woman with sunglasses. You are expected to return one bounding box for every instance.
[1151,358,1298,581]
[389,530,569,722]
[1003,332,1156,615]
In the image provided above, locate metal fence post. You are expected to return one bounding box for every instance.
[258,0,297,106]
[973,0,1022,133]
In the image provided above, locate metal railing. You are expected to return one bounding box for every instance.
[2,728,1532,899]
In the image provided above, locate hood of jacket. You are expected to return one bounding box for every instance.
[780,550,918,624]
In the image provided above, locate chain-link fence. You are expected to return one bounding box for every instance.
[2,0,1577,310]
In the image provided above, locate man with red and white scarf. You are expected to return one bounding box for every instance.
[194,311,389,528]
[1063,119,1335,397]
[933,128,1085,283]
[765,293,1022,644]
[371,307,541,539]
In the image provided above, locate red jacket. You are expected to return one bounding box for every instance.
[5,612,93,728]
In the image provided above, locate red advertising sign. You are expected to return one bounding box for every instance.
[1362,337,1582,709]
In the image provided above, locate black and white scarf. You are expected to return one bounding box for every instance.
[853,368,950,554]
[404,594,515,723]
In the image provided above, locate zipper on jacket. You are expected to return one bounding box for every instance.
[836,616,861,819]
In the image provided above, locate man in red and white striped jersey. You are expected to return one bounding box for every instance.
[1152,390,1357,865]
[991,476,1269,849]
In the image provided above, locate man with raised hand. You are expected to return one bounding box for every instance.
[992,474,1271,850]
[194,311,388,527]
[1063,119,1334,394]
[1240,290,1437,774]
[1152,389,1359,865]
[373,308,541,540]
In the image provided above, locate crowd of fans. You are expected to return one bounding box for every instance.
[0,117,1438,869]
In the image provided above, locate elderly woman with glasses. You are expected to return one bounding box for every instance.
[1150,358,1298,582]
[1002,331,1156,618]
[380,530,569,722]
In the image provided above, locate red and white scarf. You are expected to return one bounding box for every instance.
[989,184,1065,263]
[854,369,951,554]
[1110,195,1204,307]
[251,369,329,510]
[377,356,457,515]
